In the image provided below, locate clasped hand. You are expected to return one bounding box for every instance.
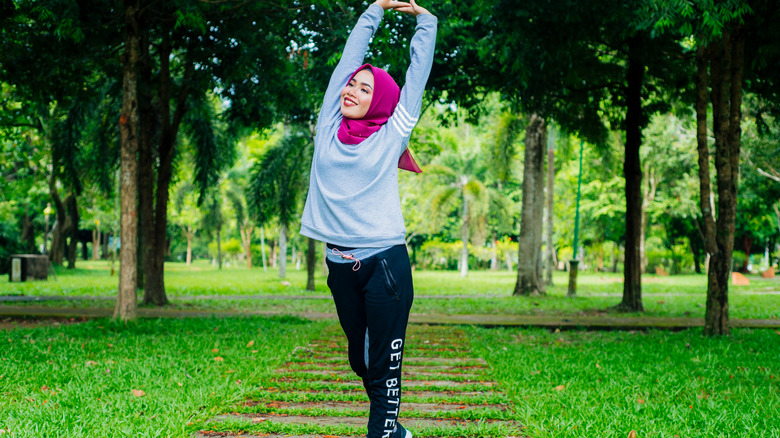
[374,0,431,16]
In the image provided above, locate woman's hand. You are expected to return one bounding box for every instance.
[373,0,410,11]
[392,0,431,16]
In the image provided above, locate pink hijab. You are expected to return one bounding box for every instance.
[337,63,422,173]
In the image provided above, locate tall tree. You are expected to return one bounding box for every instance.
[515,114,546,296]
[640,0,765,335]
[115,0,298,307]
[1,0,120,269]
[248,129,313,280]
[116,0,141,322]
[487,0,689,309]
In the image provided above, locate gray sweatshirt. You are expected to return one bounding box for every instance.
[300,5,437,248]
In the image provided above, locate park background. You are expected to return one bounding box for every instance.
[1,0,779,437]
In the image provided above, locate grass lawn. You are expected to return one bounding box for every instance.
[2,260,779,320]
[1,317,778,437]
[1,262,778,437]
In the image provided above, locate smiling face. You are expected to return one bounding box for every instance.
[340,68,374,120]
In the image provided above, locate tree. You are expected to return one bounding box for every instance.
[111,0,301,309]
[426,123,493,278]
[116,0,141,322]
[1,0,121,270]
[485,0,693,310]
[170,182,199,265]
[639,0,763,335]
[515,114,547,296]
[248,128,313,280]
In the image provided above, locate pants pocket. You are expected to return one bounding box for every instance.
[380,259,399,302]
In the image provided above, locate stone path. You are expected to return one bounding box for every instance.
[195,324,526,438]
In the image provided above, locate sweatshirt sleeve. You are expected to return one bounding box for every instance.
[387,13,438,154]
[317,4,384,130]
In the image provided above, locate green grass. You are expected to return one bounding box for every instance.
[2,260,779,319]
[1,314,778,436]
[469,326,780,438]
[0,315,317,437]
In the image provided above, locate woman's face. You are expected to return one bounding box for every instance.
[340,69,374,119]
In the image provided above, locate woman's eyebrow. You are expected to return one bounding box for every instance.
[359,81,373,89]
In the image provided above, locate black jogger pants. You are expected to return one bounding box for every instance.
[326,244,414,438]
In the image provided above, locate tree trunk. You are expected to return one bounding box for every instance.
[66,194,79,269]
[136,11,155,291]
[306,237,316,291]
[533,120,546,293]
[514,114,546,296]
[115,0,141,322]
[616,38,645,312]
[702,28,744,336]
[640,168,657,273]
[490,231,498,271]
[48,175,67,266]
[216,225,222,269]
[240,221,254,269]
[185,229,193,265]
[460,180,469,278]
[279,223,287,278]
[21,211,35,253]
[545,124,556,286]
[143,33,188,307]
[92,228,101,260]
[741,235,753,272]
[260,225,267,271]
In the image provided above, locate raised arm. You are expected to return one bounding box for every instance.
[317,1,411,129]
[387,1,437,151]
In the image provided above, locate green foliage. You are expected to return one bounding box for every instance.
[646,245,696,275]
[248,128,312,228]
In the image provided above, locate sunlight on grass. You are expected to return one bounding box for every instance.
[2,260,779,319]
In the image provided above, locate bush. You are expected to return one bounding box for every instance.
[646,244,695,275]
[731,250,747,272]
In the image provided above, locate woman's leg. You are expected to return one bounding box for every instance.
[363,245,414,438]
[327,258,369,386]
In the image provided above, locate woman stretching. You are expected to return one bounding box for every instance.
[299,0,437,437]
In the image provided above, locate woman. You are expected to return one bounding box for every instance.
[299,1,436,437]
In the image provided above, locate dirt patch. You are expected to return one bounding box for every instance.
[0,316,86,330]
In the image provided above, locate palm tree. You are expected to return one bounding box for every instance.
[426,128,492,277]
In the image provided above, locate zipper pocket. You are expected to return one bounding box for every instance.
[380,259,399,301]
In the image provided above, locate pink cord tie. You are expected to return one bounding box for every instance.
[332,248,361,271]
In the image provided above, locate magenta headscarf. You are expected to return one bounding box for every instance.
[338,64,400,144]
[337,63,422,173]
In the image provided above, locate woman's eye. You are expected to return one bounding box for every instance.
[361,88,369,94]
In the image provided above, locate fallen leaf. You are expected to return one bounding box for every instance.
[85,360,98,367]
[627,431,637,438]
[637,398,645,404]
[177,382,183,387]
[553,385,566,391]
[246,340,255,347]
[41,385,49,391]
[211,348,219,353]
[595,363,601,369]
[251,350,259,353]
[131,389,145,397]
[281,281,292,286]
[214,356,224,362]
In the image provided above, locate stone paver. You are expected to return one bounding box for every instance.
[197,325,526,438]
